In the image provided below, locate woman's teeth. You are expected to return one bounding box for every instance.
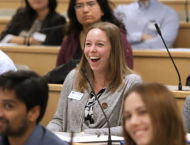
[90,57,100,62]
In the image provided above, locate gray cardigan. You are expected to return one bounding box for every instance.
[182,95,190,133]
[47,70,142,136]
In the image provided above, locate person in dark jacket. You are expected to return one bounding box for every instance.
[56,0,133,69]
[0,70,68,145]
[0,0,66,46]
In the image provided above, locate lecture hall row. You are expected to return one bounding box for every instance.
[0,0,190,48]
[0,1,190,143]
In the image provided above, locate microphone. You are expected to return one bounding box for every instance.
[0,23,12,41]
[81,68,112,145]
[185,0,189,22]
[154,23,182,91]
[27,24,67,46]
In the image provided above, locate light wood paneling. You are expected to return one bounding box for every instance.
[40,84,190,126]
[133,50,190,86]
[0,17,10,36]
[1,46,190,86]
[173,22,190,48]
[40,84,62,126]
[0,46,59,75]
[1,19,190,48]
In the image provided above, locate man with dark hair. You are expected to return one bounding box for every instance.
[0,70,67,145]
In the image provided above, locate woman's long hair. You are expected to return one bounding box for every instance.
[11,0,57,30]
[123,83,187,145]
[74,22,132,93]
[67,0,126,35]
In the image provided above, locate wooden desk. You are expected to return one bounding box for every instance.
[40,84,190,126]
[0,45,59,75]
[1,46,189,86]
[173,22,190,48]
[0,17,10,36]
[0,17,190,48]
[40,84,62,126]
[133,50,190,86]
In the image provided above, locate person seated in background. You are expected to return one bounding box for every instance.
[123,83,186,145]
[182,95,190,134]
[114,0,179,49]
[0,70,68,145]
[0,50,16,75]
[47,22,141,136]
[0,0,66,46]
[56,0,134,69]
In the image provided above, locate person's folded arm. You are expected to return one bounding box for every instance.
[132,9,179,49]
[127,32,143,44]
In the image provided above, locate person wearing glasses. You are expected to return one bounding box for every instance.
[56,0,133,69]
[0,0,66,46]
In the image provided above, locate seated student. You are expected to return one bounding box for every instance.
[114,0,179,49]
[0,50,16,75]
[183,95,190,133]
[0,70,68,145]
[47,22,141,136]
[123,83,186,145]
[0,0,66,46]
[56,0,133,69]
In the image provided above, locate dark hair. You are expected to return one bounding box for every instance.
[0,70,49,123]
[67,0,126,34]
[123,83,186,145]
[12,0,57,30]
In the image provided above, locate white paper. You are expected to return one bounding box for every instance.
[54,132,124,143]
[0,34,14,43]
[166,85,190,91]
[33,32,47,42]
[187,133,190,141]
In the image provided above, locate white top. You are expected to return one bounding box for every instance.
[0,50,17,74]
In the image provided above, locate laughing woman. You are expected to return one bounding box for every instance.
[47,22,141,136]
[0,0,66,46]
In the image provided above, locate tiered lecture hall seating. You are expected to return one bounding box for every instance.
[0,0,190,126]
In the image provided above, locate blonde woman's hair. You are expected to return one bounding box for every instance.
[74,22,133,93]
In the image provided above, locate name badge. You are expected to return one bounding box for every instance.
[148,21,159,31]
[68,91,83,100]
[33,32,47,42]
